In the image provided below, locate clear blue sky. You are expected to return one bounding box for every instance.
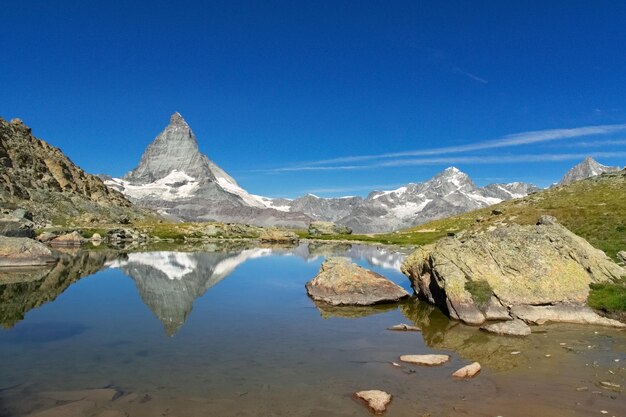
[1,0,625,197]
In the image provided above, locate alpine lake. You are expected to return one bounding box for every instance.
[0,241,624,417]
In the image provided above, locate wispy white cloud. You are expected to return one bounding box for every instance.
[270,123,626,171]
[303,183,405,195]
[266,151,626,172]
[453,67,488,84]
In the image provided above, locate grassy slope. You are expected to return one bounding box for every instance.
[314,170,626,259]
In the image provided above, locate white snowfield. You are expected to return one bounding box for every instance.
[105,170,199,201]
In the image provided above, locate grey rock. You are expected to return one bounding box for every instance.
[258,228,299,244]
[401,220,626,326]
[537,214,559,225]
[308,221,352,236]
[617,251,626,264]
[559,157,621,185]
[305,257,408,306]
[511,304,625,328]
[49,231,84,246]
[481,319,531,336]
[0,236,56,267]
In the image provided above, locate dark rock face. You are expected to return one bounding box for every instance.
[0,116,148,226]
[559,157,621,185]
[305,257,408,306]
[401,218,626,327]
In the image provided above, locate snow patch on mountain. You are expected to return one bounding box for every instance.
[105,170,200,201]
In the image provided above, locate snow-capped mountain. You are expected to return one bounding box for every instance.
[558,157,621,185]
[104,113,539,233]
[105,113,310,228]
[259,167,539,233]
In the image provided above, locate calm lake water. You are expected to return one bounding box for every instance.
[0,242,624,417]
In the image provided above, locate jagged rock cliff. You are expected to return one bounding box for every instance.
[559,157,620,185]
[0,117,149,226]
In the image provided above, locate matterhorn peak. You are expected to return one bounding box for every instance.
[169,111,188,127]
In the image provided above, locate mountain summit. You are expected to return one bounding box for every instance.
[106,113,311,227]
[558,157,620,185]
[124,112,214,183]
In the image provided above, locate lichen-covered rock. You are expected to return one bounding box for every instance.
[258,228,299,244]
[401,218,626,325]
[306,257,408,305]
[0,236,56,266]
[308,221,352,236]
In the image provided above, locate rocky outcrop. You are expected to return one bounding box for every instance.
[0,116,150,226]
[306,257,408,305]
[618,251,626,264]
[308,221,352,236]
[0,236,56,267]
[49,231,85,246]
[401,218,626,326]
[559,157,620,185]
[0,208,35,238]
[258,228,299,244]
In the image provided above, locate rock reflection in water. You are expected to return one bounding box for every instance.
[400,301,531,371]
[0,251,120,329]
[311,299,401,319]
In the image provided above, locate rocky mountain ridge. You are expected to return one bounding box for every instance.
[558,156,621,185]
[0,116,149,226]
[260,167,539,233]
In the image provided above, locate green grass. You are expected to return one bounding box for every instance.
[588,277,626,313]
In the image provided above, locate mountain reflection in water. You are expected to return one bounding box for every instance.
[0,242,408,335]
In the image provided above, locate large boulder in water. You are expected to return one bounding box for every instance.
[306,257,408,305]
[401,217,626,326]
[0,236,56,267]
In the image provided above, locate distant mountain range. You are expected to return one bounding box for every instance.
[1,113,621,232]
[109,113,618,233]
